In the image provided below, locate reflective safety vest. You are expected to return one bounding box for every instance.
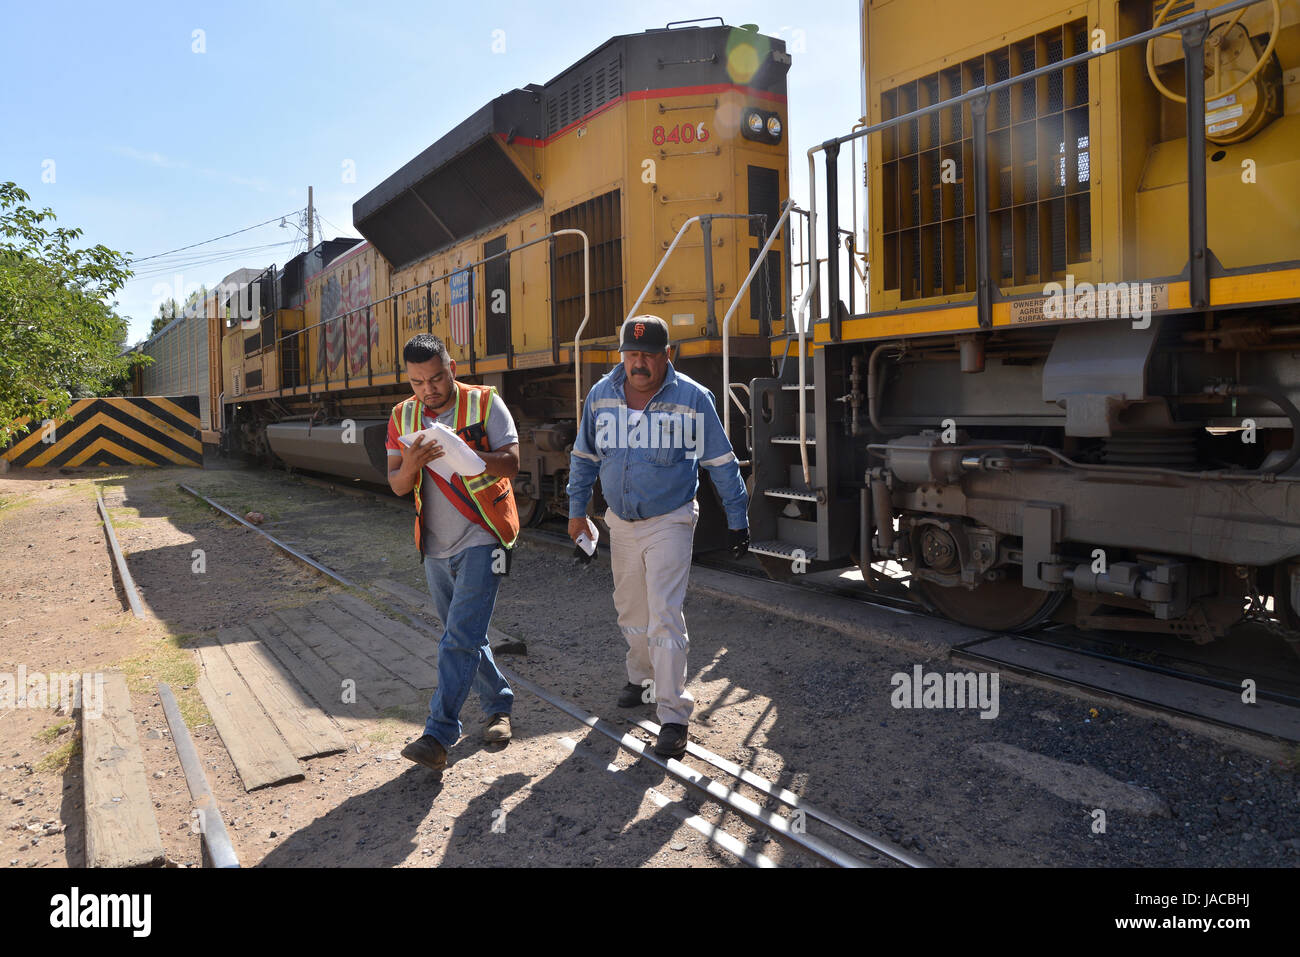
[391,380,519,554]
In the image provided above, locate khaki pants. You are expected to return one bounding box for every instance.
[605,499,699,726]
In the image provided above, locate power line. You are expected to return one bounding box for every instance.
[126,240,298,281]
[319,213,356,238]
[127,210,304,264]
[130,238,297,267]
[128,242,295,277]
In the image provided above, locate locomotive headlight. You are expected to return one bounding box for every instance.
[766,115,782,140]
[746,111,765,135]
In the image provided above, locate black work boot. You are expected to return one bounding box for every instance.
[617,682,649,708]
[654,723,689,759]
[400,734,447,772]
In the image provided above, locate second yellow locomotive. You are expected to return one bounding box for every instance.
[216,20,792,544]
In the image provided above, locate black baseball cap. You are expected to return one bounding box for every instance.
[618,315,670,353]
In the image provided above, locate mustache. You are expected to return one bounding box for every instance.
[631,367,650,376]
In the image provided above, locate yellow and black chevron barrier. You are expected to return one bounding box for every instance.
[2,396,202,468]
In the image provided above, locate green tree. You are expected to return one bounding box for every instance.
[183,284,208,314]
[151,298,181,335]
[0,182,146,446]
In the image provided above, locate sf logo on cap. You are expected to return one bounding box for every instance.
[634,322,645,339]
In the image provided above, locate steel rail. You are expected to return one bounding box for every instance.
[630,716,929,867]
[557,736,778,868]
[96,487,146,619]
[158,682,240,868]
[501,668,871,867]
[176,484,359,589]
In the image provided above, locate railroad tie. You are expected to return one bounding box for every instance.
[82,672,166,867]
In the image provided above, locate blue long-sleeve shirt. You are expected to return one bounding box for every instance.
[567,363,749,529]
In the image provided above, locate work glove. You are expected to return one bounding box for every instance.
[728,526,750,560]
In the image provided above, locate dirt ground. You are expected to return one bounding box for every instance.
[1,459,1297,869]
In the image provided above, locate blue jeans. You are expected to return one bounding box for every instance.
[421,544,513,749]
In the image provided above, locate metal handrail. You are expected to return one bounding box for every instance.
[560,228,592,423]
[624,212,767,323]
[792,0,1267,487]
[720,199,797,439]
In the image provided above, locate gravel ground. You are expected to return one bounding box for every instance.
[2,461,1297,868]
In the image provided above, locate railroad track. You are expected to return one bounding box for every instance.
[134,482,924,868]
[284,467,1300,746]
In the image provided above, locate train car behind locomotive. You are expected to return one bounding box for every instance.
[745,0,1300,646]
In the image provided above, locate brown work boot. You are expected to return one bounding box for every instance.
[484,712,512,743]
[400,734,447,771]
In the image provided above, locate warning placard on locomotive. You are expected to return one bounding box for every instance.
[1010,281,1169,325]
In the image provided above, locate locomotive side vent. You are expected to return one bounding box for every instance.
[879,18,1092,301]
[546,52,625,136]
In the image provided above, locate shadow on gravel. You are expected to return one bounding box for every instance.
[256,741,686,867]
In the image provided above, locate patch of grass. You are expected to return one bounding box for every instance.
[114,630,209,728]
[105,505,143,530]
[0,493,34,519]
[155,485,220,522]
[35,719,73,744]
[37,734,81,773]
[366,704,423,742]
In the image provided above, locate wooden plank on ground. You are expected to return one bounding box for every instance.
[82,672,166,868]
[196,644,304,791]
[326,591,438,668]
[247,617,375,731]
[216,625,348,759]
[271,603,425,713]
[307,597,440,688]
[373,578,438,619]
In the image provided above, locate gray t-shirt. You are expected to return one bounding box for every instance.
[393,392,518,560]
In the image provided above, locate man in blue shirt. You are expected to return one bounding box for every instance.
[568,315,749,758]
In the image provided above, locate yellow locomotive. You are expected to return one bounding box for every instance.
[745,0,1300,642]
[212,19,792,542]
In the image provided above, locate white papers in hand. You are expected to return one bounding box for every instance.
[398,422,487,481]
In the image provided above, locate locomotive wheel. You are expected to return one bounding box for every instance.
[914,575,1066,632]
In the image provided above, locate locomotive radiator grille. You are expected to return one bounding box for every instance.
[551,189,624,342]
[879,18,1092,301]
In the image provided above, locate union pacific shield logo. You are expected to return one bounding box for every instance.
[450,269,473,347]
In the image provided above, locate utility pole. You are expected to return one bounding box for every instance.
[307,185,314,250]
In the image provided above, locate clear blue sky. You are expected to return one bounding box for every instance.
[0,0,860,345]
